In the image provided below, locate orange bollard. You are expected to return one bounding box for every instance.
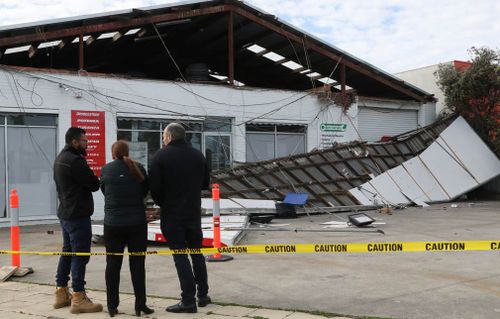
[212,184,221,259]
[10,189,20,267]
[207,184,233,262]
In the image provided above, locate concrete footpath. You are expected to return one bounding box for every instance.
[0,281,349,319]
[1,201,500,319]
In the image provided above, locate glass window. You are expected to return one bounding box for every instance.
[276,134,305,158]
[161,121,202,132]
[117,130,131,141]
[246,124,275,132]
[117,117,232,168]
[205,135,230,170]
[117,118,160,130]
[117,130,160,170]
[182,122,202,132]
[7,127,57,216]
[7,114,57,126]
[246,133,275,162]
[204,118,231,132]
[186,132,202,151]
[277,124,306,133]
[246,123,306,162]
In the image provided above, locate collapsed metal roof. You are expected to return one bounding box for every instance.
[0,0,434,102]
[211,116,456,207]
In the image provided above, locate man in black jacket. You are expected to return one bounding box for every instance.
[53,127,102,314]
[149,123,211,313]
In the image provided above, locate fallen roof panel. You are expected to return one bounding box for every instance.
[349,117,500,206]
[211,115,456,206]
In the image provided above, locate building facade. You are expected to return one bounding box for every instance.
[0,0,436,221]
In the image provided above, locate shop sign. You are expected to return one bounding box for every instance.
[320,123,347,132]
[71,110,106,176]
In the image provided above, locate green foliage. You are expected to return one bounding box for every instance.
[435,47,500,156]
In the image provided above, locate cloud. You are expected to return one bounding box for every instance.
[250,0,499,72]
[0,0,497,73]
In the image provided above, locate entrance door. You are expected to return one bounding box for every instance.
[7,127,57,216]
[4,114,57,217]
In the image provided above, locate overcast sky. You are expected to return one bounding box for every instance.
[0,0,498,73]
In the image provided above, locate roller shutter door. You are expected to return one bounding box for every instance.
[358,107,418,142]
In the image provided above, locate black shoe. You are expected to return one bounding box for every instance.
[166,301,197,313]
[135,305,154,316]
[198,296,211,307]
[108,308,119,317]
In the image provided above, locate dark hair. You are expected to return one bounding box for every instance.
[166,123,186,140]
[112,140,145,182]
[65,127,86,144]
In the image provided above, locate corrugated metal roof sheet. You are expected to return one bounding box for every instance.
[211,115,456,207]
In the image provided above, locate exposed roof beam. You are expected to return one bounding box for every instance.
[309,73,324,81]
[112,31,123,42]
[0,5,230,48]
[86,34,96,46]
[179,18,253,53]
[254,49,270,57]
[203,28,275,57]
[58,38,71,50]
[230,5,425,101]
[28,44,37,58]
[152,14,219,48]
[134,33,168,43]
[291,67,306,73]
[274,57,288,64]
[137,28,148,37]
[233,59,310,88]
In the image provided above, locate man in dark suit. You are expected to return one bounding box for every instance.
[149,123,211,313]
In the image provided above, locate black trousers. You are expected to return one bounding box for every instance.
[104,223,148,310]
[161,218,209,305]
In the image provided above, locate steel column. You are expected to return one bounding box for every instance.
[227,11,234,85]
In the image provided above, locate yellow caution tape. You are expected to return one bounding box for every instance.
[0,240,499,256]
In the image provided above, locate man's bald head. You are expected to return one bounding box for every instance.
[163,122,185,145]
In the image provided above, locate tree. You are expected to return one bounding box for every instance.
[435,47,500,156]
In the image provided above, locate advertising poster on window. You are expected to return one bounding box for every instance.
[129,142,148,170]
[71,110,106,176]
[319,123,347,149]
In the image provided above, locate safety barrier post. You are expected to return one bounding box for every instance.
[207,184,233,262]
[10,189,20,267]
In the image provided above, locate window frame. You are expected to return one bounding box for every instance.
[117,117,233,169]
[245,123,307,162]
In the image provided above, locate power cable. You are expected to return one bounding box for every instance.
[1,65,307,111]
[4,71,54,171]
[236,93,312,126]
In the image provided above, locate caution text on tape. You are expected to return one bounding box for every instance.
[0,240,499,256]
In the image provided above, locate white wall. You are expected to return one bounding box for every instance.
[0,67,436,218]
[396,63,449,117]
[0,68,354,217]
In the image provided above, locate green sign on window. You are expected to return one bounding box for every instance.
[320,123,347,132]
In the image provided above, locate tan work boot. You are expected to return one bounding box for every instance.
[53,286,72,309]
[70,291,103,314]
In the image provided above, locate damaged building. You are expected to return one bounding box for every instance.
[0,0,438,221]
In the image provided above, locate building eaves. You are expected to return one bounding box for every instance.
[0,0,435,102]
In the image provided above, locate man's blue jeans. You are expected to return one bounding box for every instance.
[55,217,92,292]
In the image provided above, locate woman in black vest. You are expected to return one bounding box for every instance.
[100,140,154,317]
